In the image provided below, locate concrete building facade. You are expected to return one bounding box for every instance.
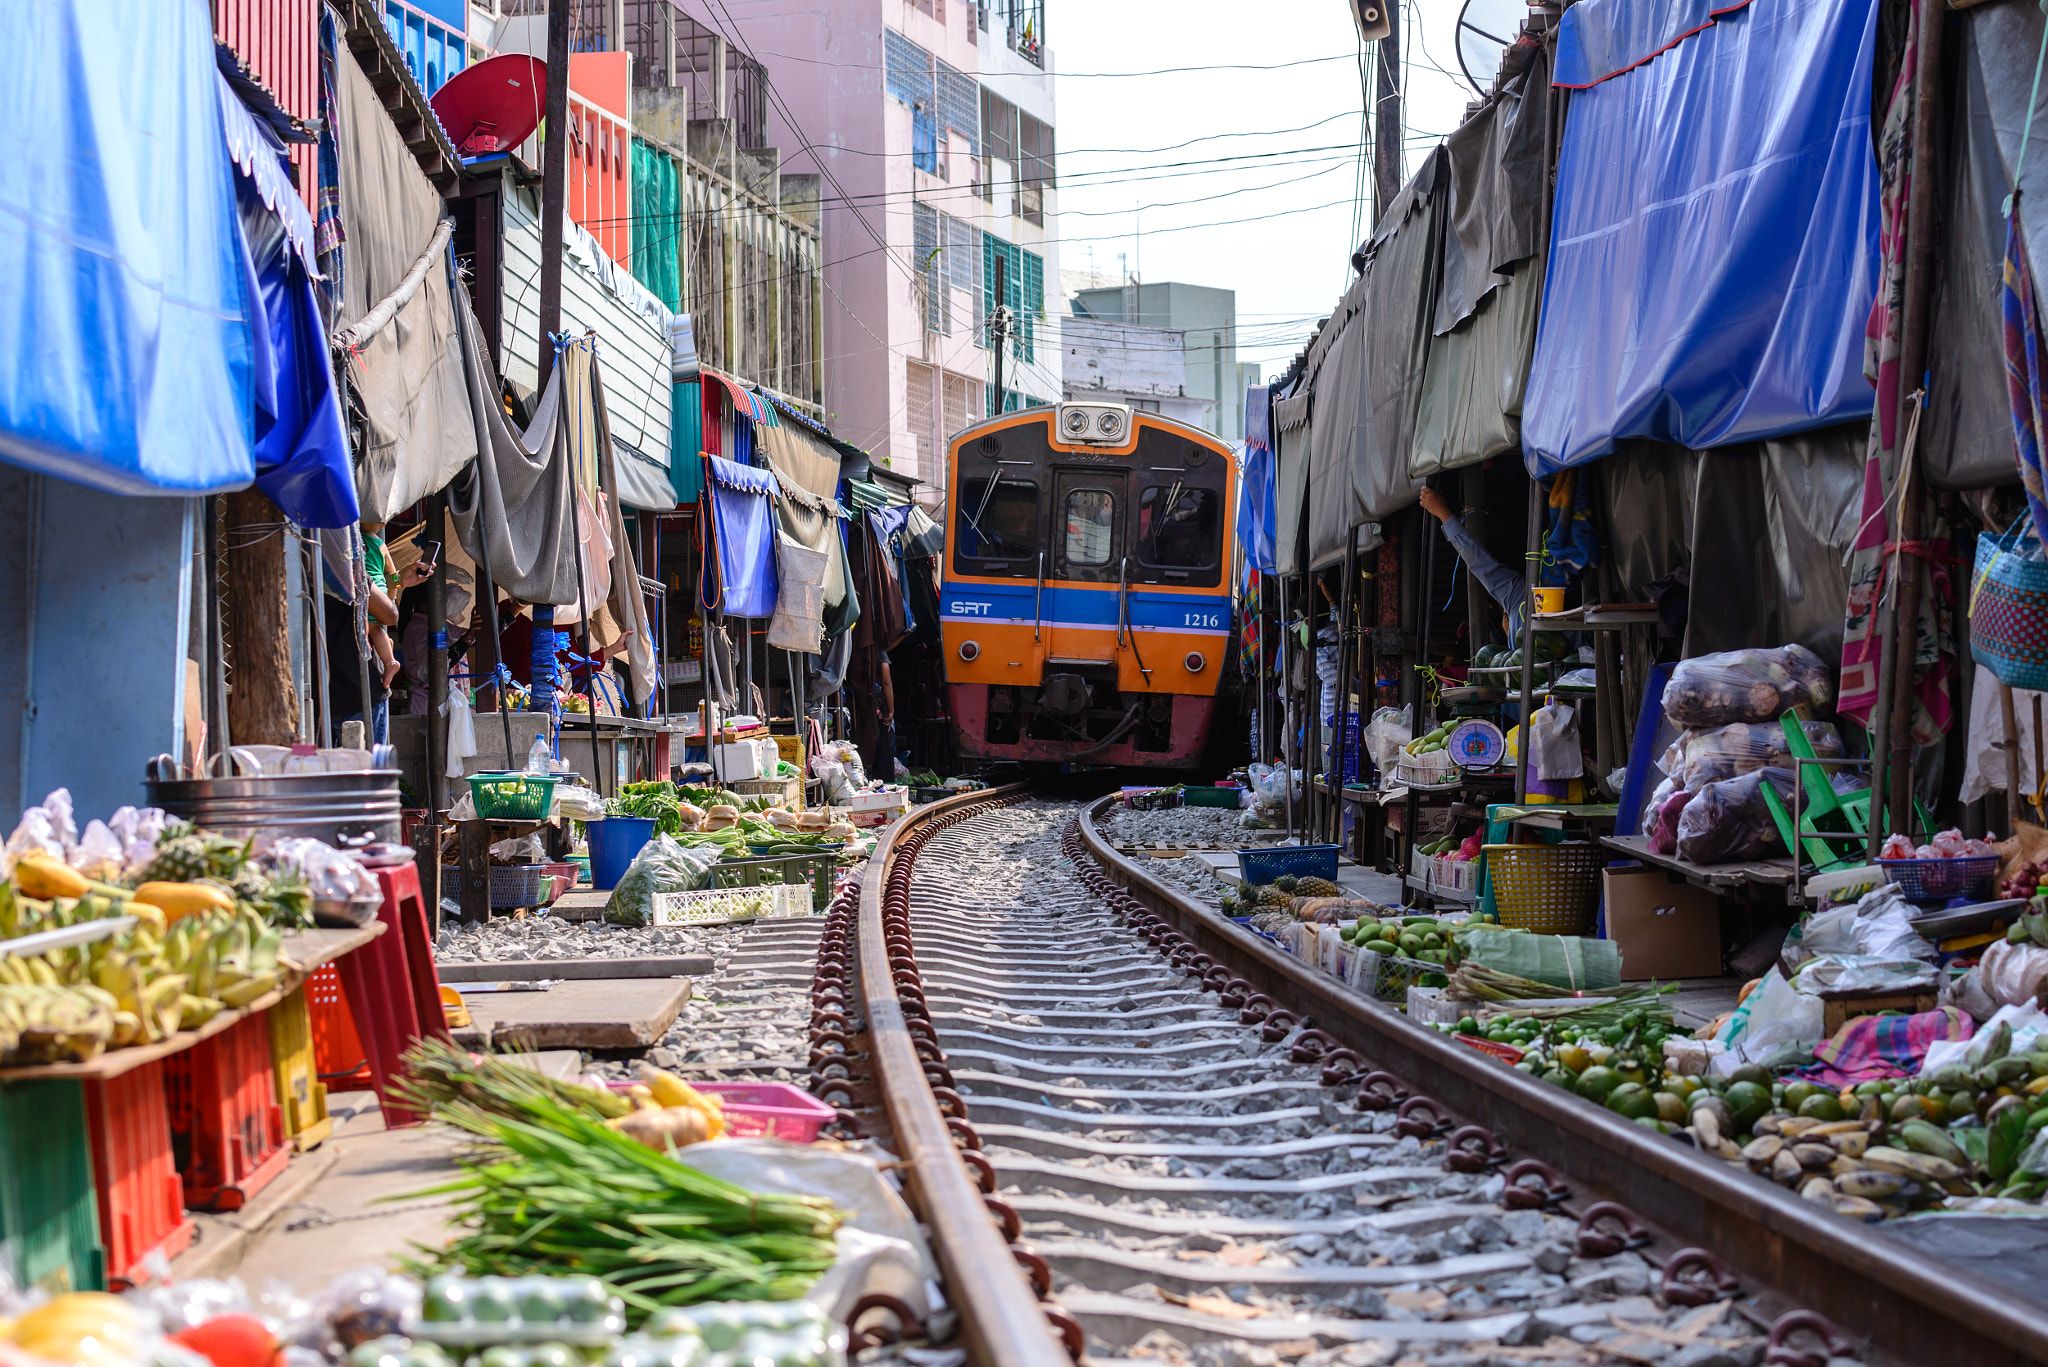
[1072,280,1244,444]
[1058,316,1209,431]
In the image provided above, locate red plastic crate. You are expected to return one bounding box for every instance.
[304,962,373,1088]
[84,1065,194,1288]
[164,1015,291,1211]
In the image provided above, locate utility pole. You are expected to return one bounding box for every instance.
[1373,0,1402,227]
[992,254,1008,411]
[538,0,573,390]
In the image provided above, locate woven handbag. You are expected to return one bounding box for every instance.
[1970,520,2048,690]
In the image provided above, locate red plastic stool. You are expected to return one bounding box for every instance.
[333,862,452,1127]
[85,1063,194,1285]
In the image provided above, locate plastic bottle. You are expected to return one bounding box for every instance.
[526,732,552,774]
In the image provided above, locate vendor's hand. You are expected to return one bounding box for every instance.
[400,560,434,588]
[1418,487,1457,523]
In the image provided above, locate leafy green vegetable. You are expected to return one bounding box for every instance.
[607,781,687,837]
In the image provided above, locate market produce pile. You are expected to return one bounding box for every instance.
[397,1042,845,1322]
[0,790,381,1066]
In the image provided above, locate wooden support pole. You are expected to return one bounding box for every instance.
[223,489,298,745]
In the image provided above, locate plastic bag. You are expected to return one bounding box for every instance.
[1792,954,1939,995]
[1657,720,1843,789]
[1712,968,1825,1073]
[441,689,478,779]
[1675,770,1792,864]
[1527,700,1584,780]
[811,741,868,806]
[489,834,544,862]
[265,839,376,901]
[1799,883,1936,961]
[69,820,124,881]
[1662,644,1832,727]
[551,783,606,822]
[108,804,170,879]
[1363,705,1412,778]
[1979,938,2048,1009]
[1248,762,1302,807]
[603,835,720,926]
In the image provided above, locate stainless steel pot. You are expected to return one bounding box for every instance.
[143,770,404,849]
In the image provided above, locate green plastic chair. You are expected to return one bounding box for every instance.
[1760,710,1931,870]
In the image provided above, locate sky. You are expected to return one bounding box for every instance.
[1041,0,1489,379]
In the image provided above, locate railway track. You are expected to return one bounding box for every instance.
[810,788,2048,1367]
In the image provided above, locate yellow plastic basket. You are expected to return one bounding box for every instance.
[267,986,332,1150]
[1483,843,1604,935]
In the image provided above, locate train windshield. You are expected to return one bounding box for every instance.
[955,475,1039,567]
[1063,489,1116,566]
[1137,484,1220,569]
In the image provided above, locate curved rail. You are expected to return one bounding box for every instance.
[852,785,1071,1367]
[1076,796,2048,1367]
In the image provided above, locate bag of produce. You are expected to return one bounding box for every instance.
[603,836,720,927]
[1674,769,1793,864]
[1656,719,1842,789]
[1363,706,1412,777]
[1661,644,1831,728]
[1527,700,1584,780]
[1457,928,1621,991]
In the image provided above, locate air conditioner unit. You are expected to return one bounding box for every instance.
[1056,402,1133,446]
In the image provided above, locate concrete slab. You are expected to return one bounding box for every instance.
[550,890,611,922]
[1337,866,1405,905]
[201,1092,467,1295]
[451,976,691,1049]
[437,956,712,982]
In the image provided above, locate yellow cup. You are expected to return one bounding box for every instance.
[1533,586,1566,615]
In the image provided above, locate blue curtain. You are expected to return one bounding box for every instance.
[706,455,779,618]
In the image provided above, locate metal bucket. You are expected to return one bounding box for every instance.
[143,770,403,849]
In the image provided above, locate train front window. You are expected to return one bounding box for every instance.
[1137,484,1220,570]
[1063,489,1116,567]
[954,476,1039,570]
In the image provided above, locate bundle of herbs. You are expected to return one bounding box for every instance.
[404,1089,845,1321]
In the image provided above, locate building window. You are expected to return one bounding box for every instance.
[980,89,1016,213]
[885,29,936,109]
[1019,113,1054,226]
[907,359,938,477]
[983,235,1044,364]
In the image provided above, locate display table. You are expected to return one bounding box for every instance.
[1601,833,1799,898]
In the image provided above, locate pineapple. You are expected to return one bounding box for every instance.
[1275,875,1299,894]
[1295,876,1343,898]
[142,832,210,884]
[225,864,273,905]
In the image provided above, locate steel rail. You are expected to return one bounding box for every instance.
[857,784,1071,1367]
[1077,795,2048,1367]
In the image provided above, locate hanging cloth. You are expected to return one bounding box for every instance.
[704,455,781,618]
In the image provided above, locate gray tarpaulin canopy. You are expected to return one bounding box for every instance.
[447,291,580,606]
[1597,423,1864,662]
[1411,52,1550,477]
[1302,148,1444,570]
[757,416,854,612]
[332,34,474,520]
[612,441,679,511]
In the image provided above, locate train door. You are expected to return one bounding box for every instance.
[1047,467,1125,663]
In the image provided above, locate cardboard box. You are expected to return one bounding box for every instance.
[1603,866,1723,980]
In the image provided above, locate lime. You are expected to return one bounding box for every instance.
[1456,1017,1479,1035]
[1729,1063,1773,1088]
[1606,1084,1659,1120]
[1541,1068,1575,1089]
[1782,1081,1818,1112]
[1796,1093,1846,1122]
[1575,1066,1622,1102]
[1723,1080,1772,1130]
[1652,1091,1688,1124]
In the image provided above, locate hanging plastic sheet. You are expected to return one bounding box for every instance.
[705,455,780,619]
[332,30,475,520]
[1597,425,1864,661]
[1523,0,1881,472]
[0,0,253,495]
[589,357,658,706]
[670,380,705,502]
[1238,444,1278,576]
[1272,390,1311,576]
[1306,150,1443,569]
[611,439,679,512]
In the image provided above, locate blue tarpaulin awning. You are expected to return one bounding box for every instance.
[0,0,255,496]
[1521,0,1881,473]
[705,454,779,618]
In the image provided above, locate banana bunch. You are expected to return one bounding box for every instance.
[0,982,117,1064]
[163,903,287,1019]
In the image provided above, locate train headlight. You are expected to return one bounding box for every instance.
[1096,409,1125,439]
[959,640,981,662]
[1062,408,1092,439]
[1184,651,1206,673]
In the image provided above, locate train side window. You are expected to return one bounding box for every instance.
[1063,489,1116,567]
[1137,484,1219,569]
[955,476,1039,569]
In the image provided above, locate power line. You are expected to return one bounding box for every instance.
[747,47,1365,78]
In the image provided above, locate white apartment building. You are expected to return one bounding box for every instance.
[727,0,1062,500]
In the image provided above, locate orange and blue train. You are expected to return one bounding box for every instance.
[939,400,1237,770]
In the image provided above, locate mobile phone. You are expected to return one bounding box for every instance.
[417,540,441,572]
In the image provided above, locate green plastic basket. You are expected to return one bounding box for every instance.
[0,1080,105,1293]
[711,850,839,911]
[465,772,560,821]
[1184,786,1245,808]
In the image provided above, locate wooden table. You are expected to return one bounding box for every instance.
[0,923,385,1082]
[1601,833,1799,899]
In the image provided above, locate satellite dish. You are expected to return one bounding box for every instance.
[1456,0,1523,95]
[429,53,548,159]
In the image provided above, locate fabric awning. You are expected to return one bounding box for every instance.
[705,455,779,618]
[612,438,679,511]
[702,368,776,426]
[755,412,847,513]
[1522,0,1879,472]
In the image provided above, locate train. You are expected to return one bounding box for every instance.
[938,400,1238,770]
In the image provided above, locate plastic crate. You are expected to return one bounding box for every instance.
[1183,786,1244,808]
[464,772,560,821]
[304,962,372,1088]
[731,775,804,809]
[165,1014,291,1211]
[1485,842,1603,934]
[650,882,814,925]
[1350,950,1443,1004]
[439,863,553,908]
[268,986,333,1151]
[696,1082,836,1142]
[712,850,838,911]
[0,1079,104,1293]
[84,1065,192,1289]
[1877,855,1998,904]
[1453,1033,1525,1064]
[1431,856,1480,894]
[1237,844,1341,886]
